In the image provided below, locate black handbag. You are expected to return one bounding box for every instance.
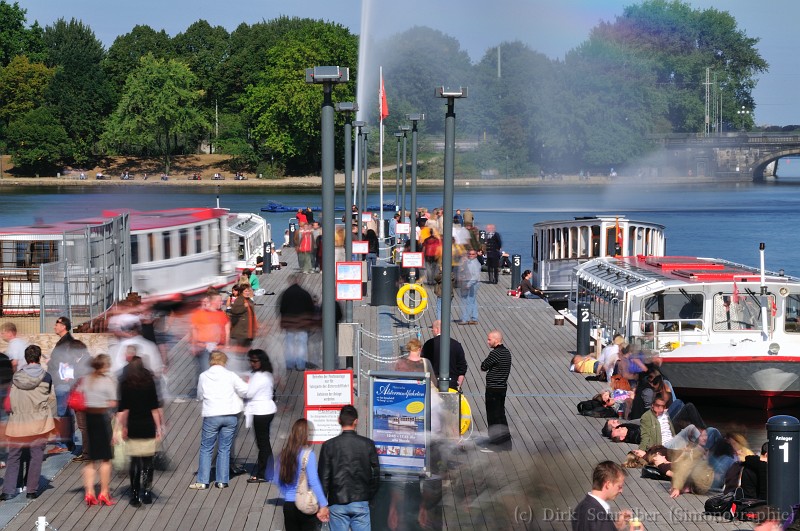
[641,465,668,481]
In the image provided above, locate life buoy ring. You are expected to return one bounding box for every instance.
[446,389,472,435]
[396,283,428,315]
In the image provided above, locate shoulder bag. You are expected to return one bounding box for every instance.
[295,448,319,515]
[67,378,87,412]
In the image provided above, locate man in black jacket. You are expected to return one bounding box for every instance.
[319,405,380,531]
[573,461,632,531]
[422,320,468,390]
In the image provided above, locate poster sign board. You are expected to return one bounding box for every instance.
[361,213,373,223]
[402,252,424,269]
[352,241,369,255]
[369,370,430,475]
[304,370,354,443]
[395,222,410,235]
[336,261,363,301]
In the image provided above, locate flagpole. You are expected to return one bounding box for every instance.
[379,66,385,239]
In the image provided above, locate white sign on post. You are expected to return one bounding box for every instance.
[352,240,369,254]
[395,222,410,235]
[305,372,354,407]
[402,252,424,269]
[306,409,343,443]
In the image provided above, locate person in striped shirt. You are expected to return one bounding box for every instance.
[480,330,512,449]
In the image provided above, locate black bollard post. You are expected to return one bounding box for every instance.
[288,221,296,248]
[577,301,591,356]
[767,415,800,518]
[510,254,521,290]
[263,241,272,275]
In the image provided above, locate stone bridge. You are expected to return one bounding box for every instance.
[656,133,800,181]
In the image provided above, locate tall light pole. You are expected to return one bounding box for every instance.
[305,65,349,371]
[336,102,358,323]
[435,86,467,392]
[353,121,366,245]
[406,114,424,257]
[361,126,370,235]
[399,125,411,226]
[737,106,751,131]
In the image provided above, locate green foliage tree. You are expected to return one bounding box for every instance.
[43,18,114,163]
[102,54,209,174]
[6,106,71,173]
[172,20,229,109]
[0,55,54,127]
[103,25,173,98]
[240,19,357,174]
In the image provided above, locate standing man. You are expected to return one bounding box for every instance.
[388,213,399,248]
[1,322,28,371]
[422,320,468,391]
[1,345,57,501]
[484,224,503,284]
[189,289,229,393]
[279,274,315,371]
[319,405,380,531]
[463,208,474,228]
[480,330,512,448]
[49,316,91,456]
[573,461,632,531]
[458,249,481,325]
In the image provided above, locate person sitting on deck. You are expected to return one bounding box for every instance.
[517,270,537,299]
[633,394,720,456]
[596,335,625,381]
[570,354,598,375]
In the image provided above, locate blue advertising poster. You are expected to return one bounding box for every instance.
[370,377,429,473]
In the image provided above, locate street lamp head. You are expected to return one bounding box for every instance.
[398,125,411,133]
[353,120,366,128]
[305,66,349,84]
[406,113,425,122]
[335,102,358,112]
[393,132,404,138]
[435,87,468,99]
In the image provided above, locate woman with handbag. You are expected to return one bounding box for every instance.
[117,356,163,507]
[82,354,118,506]
[244,349,276,484]
[277,419,329,531]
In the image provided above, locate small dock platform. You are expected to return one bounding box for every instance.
[0,247,750,530]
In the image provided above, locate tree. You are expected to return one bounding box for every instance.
[103,25,173,98]
[102,54,209,174]
[239,19,357,174]
[6,106,71,173]
[172,20,229,109]
[0,55,54,127]
[43,18,114,163]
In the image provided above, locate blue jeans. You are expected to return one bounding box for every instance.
[461,283,478,322]
[366,253,377,280]
[284,330,308,370]
[54,384,73,447]
[197,415,238,484]
[329,500,371,531]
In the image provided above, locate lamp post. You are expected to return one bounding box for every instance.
[305,65,349,371]
[435,86,467,392]
[336,102,358,323]
[361,126,370,234]
[394,132,403,212]
[737,106,751,131]
[399,125,411,227]
[353,121,366,247]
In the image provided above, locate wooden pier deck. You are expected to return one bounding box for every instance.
[0,247,753,530]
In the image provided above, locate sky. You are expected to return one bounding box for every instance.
[15,0,800,126]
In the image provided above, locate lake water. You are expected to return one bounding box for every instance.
[2,180,800,275]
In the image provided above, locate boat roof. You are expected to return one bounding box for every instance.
[577,255,798,292]
[0,208,229,237]
[533,216,665,230]
[227,213,266,237]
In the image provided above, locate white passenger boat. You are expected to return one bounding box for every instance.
[531,216,666,302]
[0,208,270,319]
[571,249,800,408]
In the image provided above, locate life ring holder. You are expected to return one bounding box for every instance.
[396,283,428,316]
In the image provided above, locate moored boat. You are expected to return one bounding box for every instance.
[531,216,666,302]
[571,249,800,408]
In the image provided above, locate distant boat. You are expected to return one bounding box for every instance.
[388,415,418,428]
[261,201,396,213]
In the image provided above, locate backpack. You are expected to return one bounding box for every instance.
[423,236,441,259]
[576,399,616,418]
[704,487,767,521]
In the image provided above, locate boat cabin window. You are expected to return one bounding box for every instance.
[712,293,767,332]
[130,235,139,265]
[194,226,203,254]
[591,226,600,256]
[179,228,189,257]
[236,236,246,260]
[147,233,156,262]
[163,231,171,260]
[642,292,704,332]
[785,294,800,333]
[606,226,621,256]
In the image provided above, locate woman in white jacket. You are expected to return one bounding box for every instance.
[189,351,247,490]
[244,349,277,483]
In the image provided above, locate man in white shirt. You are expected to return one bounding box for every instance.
[597,334,624,380]
[1,322,29,372]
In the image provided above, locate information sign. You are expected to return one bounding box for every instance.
[402,252,424,269]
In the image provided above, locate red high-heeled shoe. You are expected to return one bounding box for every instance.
[85,493,98,506]
[98,493,115,506]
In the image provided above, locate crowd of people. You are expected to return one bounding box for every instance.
[571,333,773,529]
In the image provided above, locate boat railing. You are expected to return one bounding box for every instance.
[630,318,708,352]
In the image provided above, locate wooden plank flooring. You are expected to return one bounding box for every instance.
[0,247,751,530]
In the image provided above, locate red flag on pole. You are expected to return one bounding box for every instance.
[380,73,389,120]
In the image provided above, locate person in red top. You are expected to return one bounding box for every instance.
[189,289,229,396]
[296,210,307,224]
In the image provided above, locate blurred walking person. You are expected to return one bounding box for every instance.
[230,285,257,351]
[82,354,117,506]
[117,356,163,507]
[0,345,56,501]
[279,275,315,371]
[189,289,229,397]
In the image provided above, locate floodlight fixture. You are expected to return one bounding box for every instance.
[398,125,411,133]
[435,87,468,99]
[353,120,366,128]
[393,132,404,138]
[406,113,425,122]
[335,102,358,112]
[305,66,349,84]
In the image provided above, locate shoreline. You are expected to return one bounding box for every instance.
[0,173,752,190]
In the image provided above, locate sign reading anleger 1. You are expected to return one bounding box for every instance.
[305,371,354,407]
